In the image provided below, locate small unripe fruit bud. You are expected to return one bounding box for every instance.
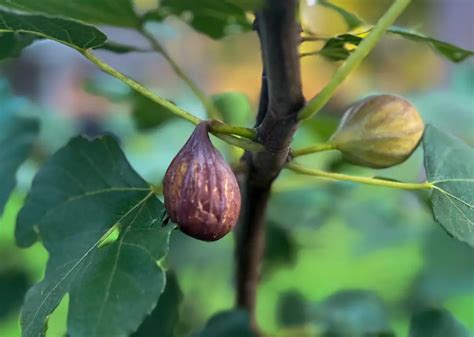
[329,94,424,168]
[163,121,241,241]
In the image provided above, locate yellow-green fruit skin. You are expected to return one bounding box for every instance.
[330,94,424,168]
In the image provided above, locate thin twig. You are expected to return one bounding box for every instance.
[286,162,432,190]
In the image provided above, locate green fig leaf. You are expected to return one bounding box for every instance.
[423,125,474,247]
[0,0,139,27]
[388,27,474,63]
[148,0,254,39]
[16,136,172,337]
[132,271,183,337]
[0,9,106,51]
[302,33,363,61]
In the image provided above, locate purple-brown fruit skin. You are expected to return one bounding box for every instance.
[163,122,241,241]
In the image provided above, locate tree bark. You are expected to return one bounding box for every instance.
[235,0,305,329]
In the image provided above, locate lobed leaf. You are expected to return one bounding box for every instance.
[16,136,172,337]
[423,125,474,247]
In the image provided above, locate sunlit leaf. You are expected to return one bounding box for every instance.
[409,308,471,337]
[388,27,474,63]
[423,125,474,247]
[0,0,139,27]
[0,9,106,51]
[304,34,363,62]
[16,136,172,337]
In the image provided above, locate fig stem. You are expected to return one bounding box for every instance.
[298,0,411,121]
[81,50,261,150]
[139,26,223,121]
[210,120,257,140]
[291,143,337,157]
[286,162,433,191]
[214,133,264,152]
[82,49,201,124]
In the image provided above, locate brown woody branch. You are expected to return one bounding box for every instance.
[235,0,305,330]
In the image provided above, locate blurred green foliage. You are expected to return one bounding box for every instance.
[1,65,473,336]
[0,0,473,334]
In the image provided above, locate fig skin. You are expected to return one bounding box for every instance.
[163,121,241,241]
[329,94,424,168]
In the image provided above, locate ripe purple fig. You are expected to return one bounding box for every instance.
[163,121,241,241]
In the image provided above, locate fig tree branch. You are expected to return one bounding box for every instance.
[255,68,268,127]
[298,0,411,121]
[235,0,305,329]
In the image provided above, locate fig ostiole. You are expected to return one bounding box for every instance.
[329,94,424,169]
[163,121,241,241]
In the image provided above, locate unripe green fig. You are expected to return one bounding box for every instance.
[329,94,424,168]
[163,121,241,241]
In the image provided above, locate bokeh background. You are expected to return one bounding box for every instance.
[0,0,473,336]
